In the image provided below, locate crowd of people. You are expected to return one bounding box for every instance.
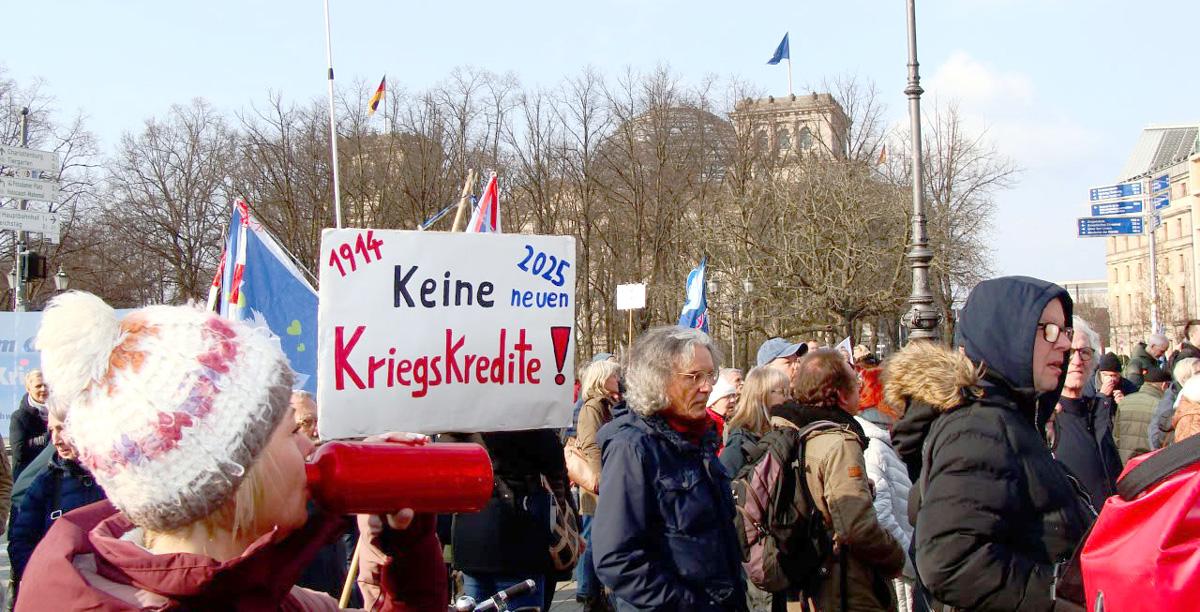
[0,279,1194,610]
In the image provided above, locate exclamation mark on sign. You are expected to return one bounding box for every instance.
[550,326,571,385]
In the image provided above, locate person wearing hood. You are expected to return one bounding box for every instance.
[1047,317,1122,508]
[17,292,445,610]
[592,326,746,611]
[769,349,904,611]
[886,276,1094,611]
[1114,365,1170,462]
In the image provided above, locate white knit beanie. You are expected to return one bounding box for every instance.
[35,292,292,532]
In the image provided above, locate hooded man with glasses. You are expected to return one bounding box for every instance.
[884,276,1095,611]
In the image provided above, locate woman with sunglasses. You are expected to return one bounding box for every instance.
[885,277,1095,611]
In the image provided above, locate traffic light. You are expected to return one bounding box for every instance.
[19,251,47,282]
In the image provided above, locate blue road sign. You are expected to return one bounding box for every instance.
[1153,193,1170,210]
[1091,200,1143,216]
[1078,216,1144,237]
[1152,212,1162,231]
[1089,182,1144,201]
[1152,174,1170,193]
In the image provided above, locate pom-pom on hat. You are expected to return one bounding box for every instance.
[35,292,292,532]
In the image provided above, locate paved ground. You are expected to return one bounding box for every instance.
[547,580,582,611]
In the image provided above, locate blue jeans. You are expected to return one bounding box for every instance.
[462,573,545,610]
[574,514,600,598]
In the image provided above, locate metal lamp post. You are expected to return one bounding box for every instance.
[901,0,942,342]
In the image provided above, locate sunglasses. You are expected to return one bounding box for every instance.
[1037,322,1073,343]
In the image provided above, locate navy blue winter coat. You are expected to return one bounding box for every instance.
[592,410,747,611]
[8,454,106,580]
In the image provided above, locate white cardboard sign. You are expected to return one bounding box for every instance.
[317,229,576,438]
[616,283,646,310]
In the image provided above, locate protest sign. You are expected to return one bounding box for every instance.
[317,229,576,438]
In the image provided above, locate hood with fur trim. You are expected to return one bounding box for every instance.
[884,341,985,482]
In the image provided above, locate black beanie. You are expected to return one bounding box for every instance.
[1097,352,1122,373]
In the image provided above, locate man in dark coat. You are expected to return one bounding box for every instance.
[10,370,49,480]
[1049,318,1122,508]
[593,326,746,611]
[1126,336,1168,388]
[886,277,1095,611]
[7,411,106,594]
[1169,319,1200,372]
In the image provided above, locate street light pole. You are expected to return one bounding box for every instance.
[902,0,941,341]
[13,108,29,313]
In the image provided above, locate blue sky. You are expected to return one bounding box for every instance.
[5,0,1198,282]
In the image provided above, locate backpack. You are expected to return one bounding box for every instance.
[730,421,839,594]
[1078,433,1200,611]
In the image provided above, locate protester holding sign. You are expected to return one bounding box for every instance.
[17,292,445,610]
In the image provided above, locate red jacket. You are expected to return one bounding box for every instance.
[17,501,446,611]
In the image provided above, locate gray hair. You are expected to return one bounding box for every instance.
[24,369,42,387]
[1174,357,1200,386]
[1074,317,1102,378]
[1149,333,1170,349]
[625,326,722,417]
[719,368,742,382]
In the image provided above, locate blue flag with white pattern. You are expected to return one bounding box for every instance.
[678,257,709,333]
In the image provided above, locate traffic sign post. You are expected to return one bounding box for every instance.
[1151,174,1170,193]
[0,144,59,175]
[1089,182,1143,201]
[1078,216,1144,236]
[0,209,60,242]
[0,175,60,202]
[1091,200,1143,216]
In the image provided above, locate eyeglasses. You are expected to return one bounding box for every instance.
[1072,348,1095,362]
[297,417,317,428]
[675,370,718,386]
[1037,322,1073,343]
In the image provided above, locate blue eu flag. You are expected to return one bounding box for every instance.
[767,33,790,65]
[678,258,709,333]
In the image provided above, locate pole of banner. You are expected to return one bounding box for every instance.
[338,539,362,608]
[628,310,633,353]
[450,169,477,233]
[322,0,344,229]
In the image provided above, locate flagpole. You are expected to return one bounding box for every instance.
[322,0,344,229]
[786,57,793,97]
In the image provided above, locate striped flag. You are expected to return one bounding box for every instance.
[367,75,386,116]
[466,173,501,233]
[877,144,888,165]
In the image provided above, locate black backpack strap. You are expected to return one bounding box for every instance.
[1116,433,1200,500]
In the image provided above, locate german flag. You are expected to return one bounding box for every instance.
[368,76,386,116]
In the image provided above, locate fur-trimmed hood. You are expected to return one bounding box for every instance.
[883,341,983,415]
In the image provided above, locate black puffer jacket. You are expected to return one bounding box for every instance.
[1048,395,1122,508]
[886,277,1095,611]
[9,395,48,480]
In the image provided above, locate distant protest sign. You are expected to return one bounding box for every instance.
[317,229,576,438]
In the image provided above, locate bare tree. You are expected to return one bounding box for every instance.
[104,99,236,302]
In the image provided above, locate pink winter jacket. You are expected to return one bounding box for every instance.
[15,501,446,611]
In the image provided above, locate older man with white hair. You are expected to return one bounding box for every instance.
[592,326,745,611]
[1051,317,1123,506]
[1126,333,1169,387]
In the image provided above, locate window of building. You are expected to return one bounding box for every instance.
[1125,265,1131,282]
[1182,182,1190,197]
[1111,267,1118,283]
[778,128,792,150]
[1164,257,1171,274]
[797,127,814,150]
[755,130,768,149]
[1182,254,1187,275]
[1177,218,1183,239]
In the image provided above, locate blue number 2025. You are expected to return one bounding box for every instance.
[517,244,570,287]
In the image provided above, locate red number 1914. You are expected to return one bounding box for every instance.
[328,230,385,277]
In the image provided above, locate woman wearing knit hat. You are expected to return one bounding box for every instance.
[15,292,445,610]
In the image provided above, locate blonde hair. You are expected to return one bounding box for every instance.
[581,360,621,402]
[726,366,789,439]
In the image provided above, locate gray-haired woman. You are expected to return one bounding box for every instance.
[591,326,747,611]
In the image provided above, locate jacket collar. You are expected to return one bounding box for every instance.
[768,401,867,445]
[632,411,720,456]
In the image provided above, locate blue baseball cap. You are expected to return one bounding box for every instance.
[756,338,808,367]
